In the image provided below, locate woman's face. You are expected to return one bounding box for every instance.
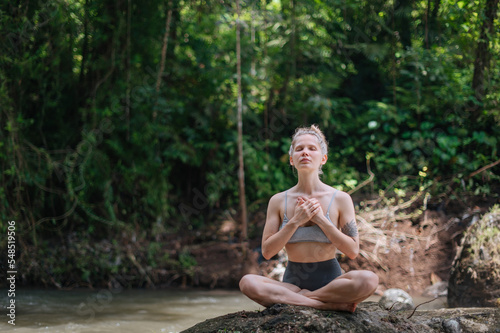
[290,134,327,172]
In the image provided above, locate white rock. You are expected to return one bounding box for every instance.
[379,288,414,311]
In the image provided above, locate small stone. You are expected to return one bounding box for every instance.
[442,318,460,333]
[261,303,288,315]
[459,318,489,332]
[379,288,414,311]
[422,281,448,297]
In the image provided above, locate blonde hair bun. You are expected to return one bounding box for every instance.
[288,124,328,157]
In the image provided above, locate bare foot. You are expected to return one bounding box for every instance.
[298,289,311,295]
[317,302,357,313]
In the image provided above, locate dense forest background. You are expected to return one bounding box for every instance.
[1,0,499,289]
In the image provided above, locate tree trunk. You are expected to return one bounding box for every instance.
[236,0,248,241]
[471,0,499,118]
[425,0,441,49]
[430,0,441,46]
[125,0,131,140]
[425,0,431,49]
[250,9,256,76]
[394,0,412,49]
[156,0,173,93]
[290,0,296,79]
[275,0,296,117]
[80,0,89,90]
[391,0,397,108]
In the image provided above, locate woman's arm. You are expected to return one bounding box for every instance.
[310,192,360,259]
[261,193,320,260]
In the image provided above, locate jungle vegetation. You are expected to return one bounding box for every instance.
[1,0,499,288]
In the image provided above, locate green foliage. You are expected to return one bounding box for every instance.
[179,250,197,271]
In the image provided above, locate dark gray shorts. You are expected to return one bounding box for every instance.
[283,258,342,291]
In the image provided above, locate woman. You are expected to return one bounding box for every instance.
[239,125,378,312]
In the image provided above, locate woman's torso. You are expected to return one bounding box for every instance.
[280,187,340,263]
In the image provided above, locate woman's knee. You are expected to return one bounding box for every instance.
[359,271,379,293]
[239,274,258,294]
[347,270,378,293]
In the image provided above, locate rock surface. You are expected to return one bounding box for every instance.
[181,302,500,333]
[448,205,500,308]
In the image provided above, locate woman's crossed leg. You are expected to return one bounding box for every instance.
[239,270,378,312]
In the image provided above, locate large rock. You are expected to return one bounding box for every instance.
[181,302,500,333]
[448,206,500,308]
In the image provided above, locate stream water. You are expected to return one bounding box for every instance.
[1,288,447,333]
[0,288,262,333]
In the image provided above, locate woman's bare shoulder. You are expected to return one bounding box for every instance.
[336,189,352,198]
[266,191,290,224]
[269,190,287,205]
[330,187,354,204]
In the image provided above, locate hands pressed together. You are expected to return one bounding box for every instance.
[292,197,327,227]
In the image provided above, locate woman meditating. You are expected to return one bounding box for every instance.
[239,125,379,312]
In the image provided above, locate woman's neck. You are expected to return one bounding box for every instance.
[295,172,324,195]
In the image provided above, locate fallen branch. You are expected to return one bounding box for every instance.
[467,158,500,179]
[127,249,155,288]
[407,297,439,319]
[349,155,375,195]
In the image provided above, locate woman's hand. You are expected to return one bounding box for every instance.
[299,197,329,227]
[292,197,321,226]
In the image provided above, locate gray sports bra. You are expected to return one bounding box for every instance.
[280,190,338,243]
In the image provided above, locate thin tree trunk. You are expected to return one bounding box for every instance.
[424,0,431,49]
[430,0,441,46]
[276,0,296,117]
[262,5,270,154]
[156,1,173,93]
[126,0,131,140]
[391,0,397,108]
[80,0,89,87]
[250,9,256,76]
[394,0,412,48]
[471,0,499,117]
[80,0,89,118]
[236,0,248,241]
[290,0,296,79]
[264,88,272,153]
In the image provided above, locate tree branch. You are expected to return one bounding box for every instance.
[467,158,500,179]
[348,156,375,195]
